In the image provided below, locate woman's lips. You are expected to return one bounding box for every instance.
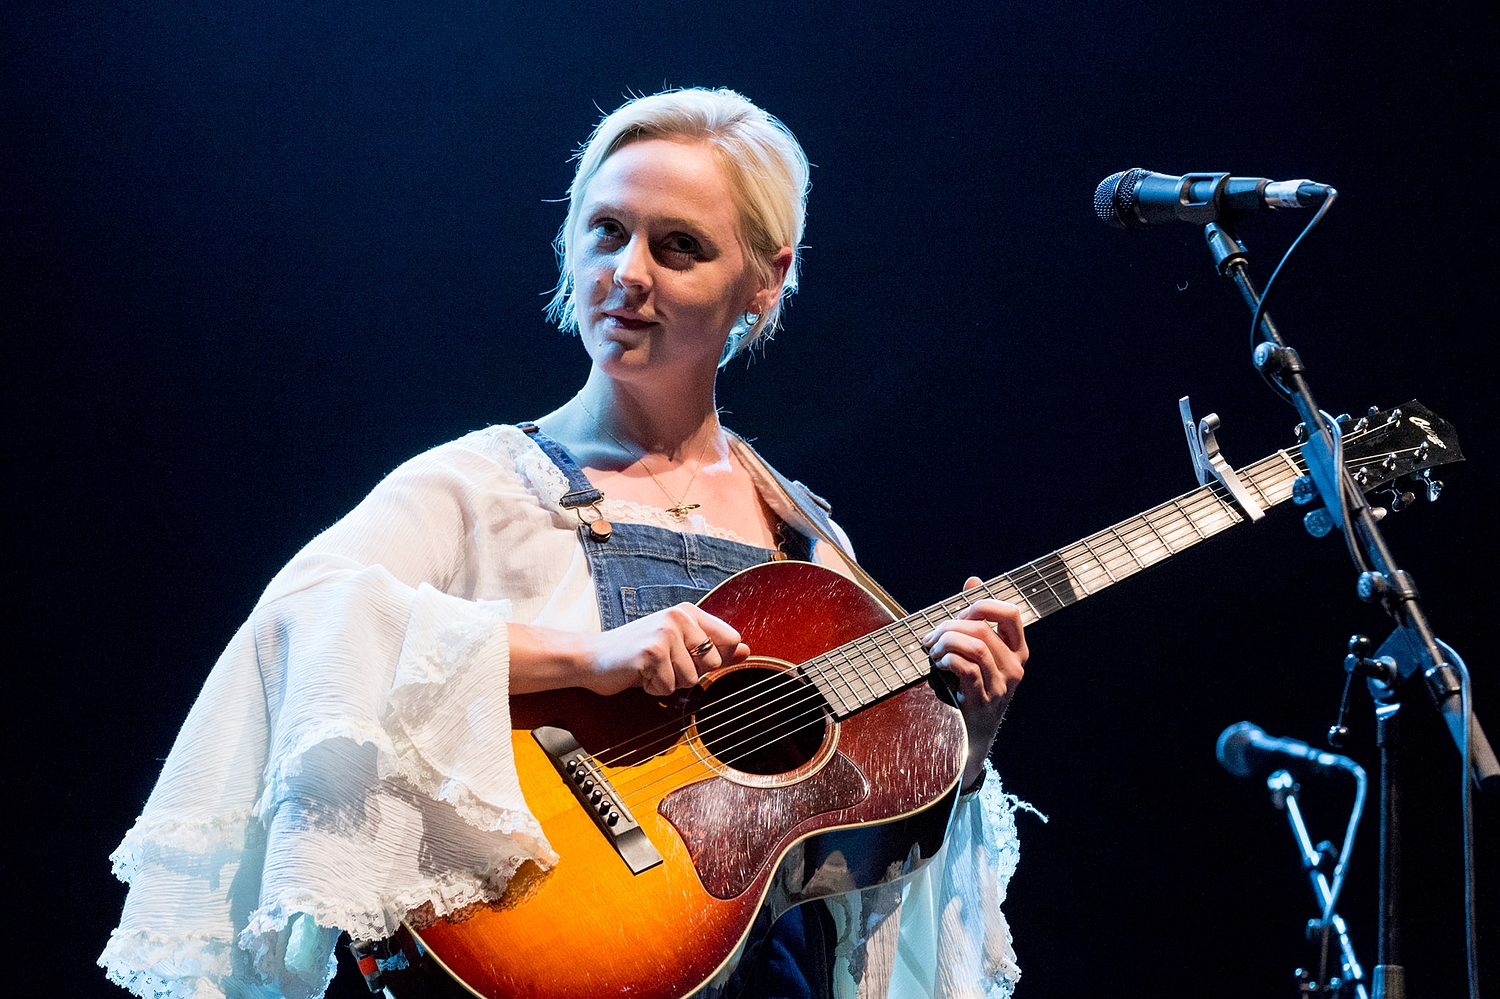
[606,314,654,332]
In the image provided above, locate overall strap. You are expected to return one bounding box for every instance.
[518,422,604,510]
[725,431,907,617]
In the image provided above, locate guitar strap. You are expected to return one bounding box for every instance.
[724,430,908,618]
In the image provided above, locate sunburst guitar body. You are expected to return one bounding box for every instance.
[402,560,966,999]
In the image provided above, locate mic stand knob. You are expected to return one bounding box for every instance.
[1329,636,1398,748]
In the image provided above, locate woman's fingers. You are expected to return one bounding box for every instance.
[631,603,744,695]
[921,580,1029,706]
[928,627,1008,698]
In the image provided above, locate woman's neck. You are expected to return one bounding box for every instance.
[573,369,721,460]
[534,368,724,471]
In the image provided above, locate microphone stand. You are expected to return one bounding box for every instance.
[1202,222,1498,999]
[1266,769,1369,999]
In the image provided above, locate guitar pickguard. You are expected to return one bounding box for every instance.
[659,751,870,899]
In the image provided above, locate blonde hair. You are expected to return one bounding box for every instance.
[546,88,810,364]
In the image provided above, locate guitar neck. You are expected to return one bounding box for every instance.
[803,446,1308,720]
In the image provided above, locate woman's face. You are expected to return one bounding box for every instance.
[571,138,781,383]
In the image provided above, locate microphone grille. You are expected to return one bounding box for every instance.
[1216,721,1257,778]
[1094,168,1149,230]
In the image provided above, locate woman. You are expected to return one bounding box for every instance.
[101,88,1028,999]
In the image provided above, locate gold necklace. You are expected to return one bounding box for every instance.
[579,398,718,518]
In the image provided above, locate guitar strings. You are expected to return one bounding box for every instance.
[591,443,1311,787]
[595,430,1416,805]
[684,433,1425,784]
[610,478,1260,809]
[599,447,1281,789]
[615,470,1369,811]
[612,474,1254,804]
[604,466,1275,806]
[604,444,1294,768]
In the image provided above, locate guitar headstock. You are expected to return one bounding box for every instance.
[1324,400,1463,496]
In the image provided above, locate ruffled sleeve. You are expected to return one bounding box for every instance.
[824,760,1037,999]
[100,436,559,999]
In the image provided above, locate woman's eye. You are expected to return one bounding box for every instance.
[591,220,625,241]
[663,233,701,257]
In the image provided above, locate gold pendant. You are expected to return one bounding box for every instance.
[665,503,701,518]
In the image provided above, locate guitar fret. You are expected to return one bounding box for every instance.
[1254,461,1296,505]
[842,644,880,705]
[1110,524,1147,572]
[810,653,858,715]
[1058,545,1094,596]
[1243,464,1274,509]
[1004,578,1042,626]
[1171,497,1209,540]
[1095,530,1139,580]
[852,633,882,696]
[866,633,912,691]
[1007,567,1053,620]
[1078,534,1119,583]
[1276,449,1304,480]
[1206,489,1244,534]
[848,642,885,700]
[1139,509,1178,561]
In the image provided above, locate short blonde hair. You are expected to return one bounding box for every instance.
[546,88,810,364]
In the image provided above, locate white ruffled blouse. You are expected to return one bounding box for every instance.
[100,424,1029,999]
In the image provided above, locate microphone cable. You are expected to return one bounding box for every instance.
[1441,640,1481,999]
[1249,186,1338,388]
[1241,189,1372,573]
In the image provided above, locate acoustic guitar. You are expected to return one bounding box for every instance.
[379,401,1459,999]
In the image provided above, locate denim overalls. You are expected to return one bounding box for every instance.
[520,424,835,999]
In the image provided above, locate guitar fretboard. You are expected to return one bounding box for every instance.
[803,447,1307,719]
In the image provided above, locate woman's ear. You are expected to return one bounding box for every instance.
[748,246,795,316]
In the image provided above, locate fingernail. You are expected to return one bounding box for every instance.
[920,631,935,646]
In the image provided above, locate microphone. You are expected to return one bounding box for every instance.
[1095,169,1332,230]
[1216,721,1360,780]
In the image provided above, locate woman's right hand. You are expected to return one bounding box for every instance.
[508,604,749,696]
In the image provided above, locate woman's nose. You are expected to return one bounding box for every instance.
[613,234,652,292]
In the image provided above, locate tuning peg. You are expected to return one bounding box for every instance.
[1292,475,1317,505]
[1367,405,1381,418]
[1390,489,1417,512]
[1421,470,1443,502]
[1304,507,1335,537]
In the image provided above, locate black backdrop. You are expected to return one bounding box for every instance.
[6,2,1496,996]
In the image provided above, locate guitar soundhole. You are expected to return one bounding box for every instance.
[693,667,828,776]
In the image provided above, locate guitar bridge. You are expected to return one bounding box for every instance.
[532,726,662,875]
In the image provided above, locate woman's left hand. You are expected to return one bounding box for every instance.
[921,577,1028,790]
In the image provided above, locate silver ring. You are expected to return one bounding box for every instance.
[690,639,715,658]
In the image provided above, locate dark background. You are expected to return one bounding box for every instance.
[5,1,1496,996]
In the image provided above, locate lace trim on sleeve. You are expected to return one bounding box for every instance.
[377,582,550,850]
[109,810,256,884]
[99,928,246,999]
[957,759,1045,998]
